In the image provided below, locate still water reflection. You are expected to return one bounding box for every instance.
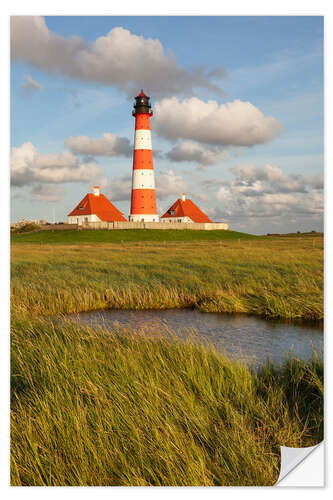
[70,309,323,368]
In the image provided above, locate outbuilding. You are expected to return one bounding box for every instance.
[161,194,212,223]
[67,186,127,224]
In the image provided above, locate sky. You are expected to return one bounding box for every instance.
[10,15,324,234]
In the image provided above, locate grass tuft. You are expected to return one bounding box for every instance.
[11,319,323,486]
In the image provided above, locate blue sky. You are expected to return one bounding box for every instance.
[10,15,323,233]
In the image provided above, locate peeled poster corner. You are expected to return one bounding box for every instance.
[275,442,324,487]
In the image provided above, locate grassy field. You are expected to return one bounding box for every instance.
[10,229,324,485]
[11,228,260,244]
[11,318,323,486]
[11,230,323,320]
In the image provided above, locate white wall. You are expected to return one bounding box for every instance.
[161,216,193,223]
[129,214,160,222]
[67,214,101,225]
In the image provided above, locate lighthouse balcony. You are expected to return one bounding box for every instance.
[132,109,153,117]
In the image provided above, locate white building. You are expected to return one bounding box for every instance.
[67,186,127,225]
[161,194,213,223]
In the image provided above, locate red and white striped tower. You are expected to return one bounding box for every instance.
[129,90,158,222]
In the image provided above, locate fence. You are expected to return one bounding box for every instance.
[79,221,229,231]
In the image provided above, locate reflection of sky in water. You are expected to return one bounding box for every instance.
[70,309,323,368]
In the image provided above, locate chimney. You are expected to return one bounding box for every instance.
[182,193,186,202]
[93,186,100,196]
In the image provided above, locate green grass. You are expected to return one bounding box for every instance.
[10,232,324,485]
[11,228,260,244]
[11,235,323,320]
[11,319,323,486]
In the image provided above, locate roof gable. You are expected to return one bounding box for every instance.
[161,198,212,223]
[68,193,126,222]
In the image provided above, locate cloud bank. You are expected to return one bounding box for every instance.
[166,140,229,166]
[65,133,132,157]
[154,97,282,146]
[11,142,102,186]
[215,164,323,224]
[11,17,224,97]
[156,169,187,200]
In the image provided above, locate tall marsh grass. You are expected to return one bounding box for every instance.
[10,233,324,485]
[11,319,323,486]
[11,236,323,320]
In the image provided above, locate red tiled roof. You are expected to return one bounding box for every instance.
[68,193,127,222]
[161,198,212,223]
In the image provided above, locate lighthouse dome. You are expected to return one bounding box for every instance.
[133,90,152,116]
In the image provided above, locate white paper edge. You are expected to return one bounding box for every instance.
[276,441,324,486]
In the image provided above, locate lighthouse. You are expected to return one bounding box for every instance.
[129,90,158,222]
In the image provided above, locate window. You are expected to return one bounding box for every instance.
[84,217,88,222]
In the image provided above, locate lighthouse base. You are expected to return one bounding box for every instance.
[129,214,160,222]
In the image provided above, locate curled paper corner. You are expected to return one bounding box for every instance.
[275,442,324,486]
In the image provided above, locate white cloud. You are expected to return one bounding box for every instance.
[154,97,282,146]
[20,74,43,95]
[11,142,103,186]
[203,205,216,217]
[304,174,323,190]
[156,169,187,200]
[193,192,210,203]
[229,164,322,194]
[214,164,323,224]
[166,140,229,166]
[230,164,284,183]
[11,17,224,97]
[65,133,131,157]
